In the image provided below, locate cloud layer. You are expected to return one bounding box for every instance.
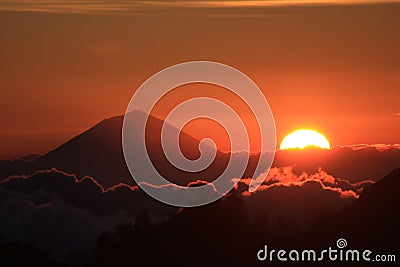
[0,169,175,258]
[0,164,375,258]
[246,166,374,196]
[0,0,399,14]
[230,166,376,229]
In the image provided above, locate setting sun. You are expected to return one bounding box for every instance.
[280,129,330,150]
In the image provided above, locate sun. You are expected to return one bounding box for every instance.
[280,129,330,150]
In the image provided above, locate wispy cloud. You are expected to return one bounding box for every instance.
[0,0,142,14]
[0,0,399,14]
[333,143,400,151]
[236,166,375,198]
[137,0,400,8]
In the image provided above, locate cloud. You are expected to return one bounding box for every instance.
[0,0,140,14]
[137,0,400,8]
[0,185,127,259]
[242,178,357,229]
[137,180,223,206]
[0,188,110,259]
[229,166,377,229]
[0,169,176,258]
[238,166,372,198]
[0,165,383,256]
[333,143,400,151]
[0,0,399,14]
[231,166,371,229]
[0,169,171,216]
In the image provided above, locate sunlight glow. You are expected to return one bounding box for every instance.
[280,129,330,150]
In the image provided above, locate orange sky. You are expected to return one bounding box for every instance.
[0,1,399,158]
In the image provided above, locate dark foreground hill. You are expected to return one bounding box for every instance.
[308,167,400,251]
[86,167,400,267]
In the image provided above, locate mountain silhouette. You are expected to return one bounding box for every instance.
[39,110,232,187]
[1,110,271,188]
[1,111,233,188]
